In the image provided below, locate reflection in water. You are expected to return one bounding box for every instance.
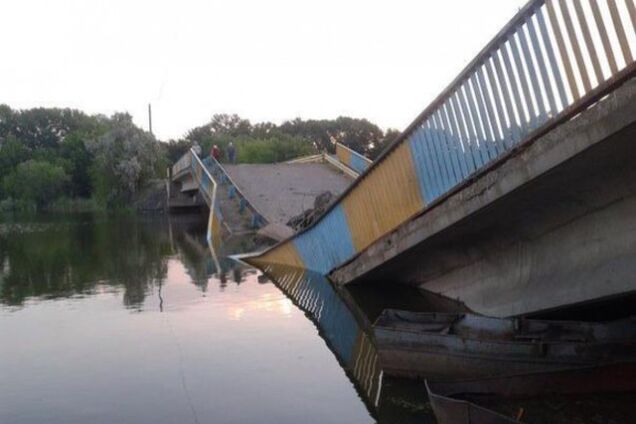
[263,265,383,409]
[0,215,171,308]
[260,263,436,423]
[0,213,375,424]
[4,213,629,423]
[253,261,636,423]
[0,214,255,309]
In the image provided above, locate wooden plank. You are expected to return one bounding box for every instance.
[573,0,605,84]
[433,110,462,184]
[509,32,538,128]
[518,22,547,119]
[627,0,636,33]
[500,42,529,130]
[451,92,479,173]
[608,0,634,64]
[547,0,581,100]
[527,14,559,113]
[589,0,619,74]
[491,51,522,145]
[458,82,486,168]
[441,101,470,178]
[471,71,500,159]
[537,7,569,109]
[559,0,592,92]
[483,59,511,151]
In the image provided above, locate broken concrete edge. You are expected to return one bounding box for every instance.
[257,223,295,242]
[329,76,636,286]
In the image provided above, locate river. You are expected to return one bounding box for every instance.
[1,213,634,423]
[0,214,431,424]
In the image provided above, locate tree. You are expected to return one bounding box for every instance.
[279,116,384,155]
[2,160,69,208]
[0,105,102,150]
[60,132,93,197]
[86,113,160,206]
[370,128,401,159]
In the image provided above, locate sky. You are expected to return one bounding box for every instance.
[0,0,529,140]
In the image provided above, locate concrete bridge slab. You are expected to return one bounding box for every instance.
[223,163,353,225]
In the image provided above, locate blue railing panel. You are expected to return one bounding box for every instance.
[292,204,356,275]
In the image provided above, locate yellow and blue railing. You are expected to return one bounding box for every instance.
[335,143,373,175]
[244,0,636,275]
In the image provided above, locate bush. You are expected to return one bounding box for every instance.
[235,134,315,163]
[2,160,69,209]
[86,113,160,207]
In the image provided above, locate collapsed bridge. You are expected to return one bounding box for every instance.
[242,0,636,318]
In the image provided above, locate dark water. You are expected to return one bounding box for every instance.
[2,214,634,424]
[0,214,431,424]
[0,215,357,423]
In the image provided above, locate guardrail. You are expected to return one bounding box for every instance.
[335,143,372,175]
[176,149,222,272]
[323,153,361,179]
[172,150,192,178]
[201,155,269,230]
[244,0,636,275]
[286,150,368,178]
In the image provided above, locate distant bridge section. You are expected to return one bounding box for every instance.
[170,144,360,244]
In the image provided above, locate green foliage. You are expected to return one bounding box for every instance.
[235,134,315,163]
[0,105,162,210]
[183,113,397,164]
[0,136,29,196]
[0,104,397,209]
[86,113,160,207]
[2,160,69,208]
[162,138,192,164]
[59,132,93,197]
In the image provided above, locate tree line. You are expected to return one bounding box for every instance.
[0,105,165,210]
[0,106,400,211]
[166,113,400,164]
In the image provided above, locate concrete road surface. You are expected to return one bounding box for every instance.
[223,163,353,225]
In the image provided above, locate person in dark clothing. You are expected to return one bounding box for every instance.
[211,144,221,161]
[227,142,236,164]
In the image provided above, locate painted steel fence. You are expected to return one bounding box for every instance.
[335,143,373,175]
[172,151,192,178]
[174,149,223,272]
[245,0,636,275]
[202,155,269,229]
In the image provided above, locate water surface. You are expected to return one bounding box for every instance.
[0,214,379,424]
[3,213,634,424]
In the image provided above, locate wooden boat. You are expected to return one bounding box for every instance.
[426,362,636,398]
[374,310,636,381]
[425,381,521,424]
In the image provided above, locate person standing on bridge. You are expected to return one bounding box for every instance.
[192,141,202,156]
[211,144,221,161]
[227,141,236,164]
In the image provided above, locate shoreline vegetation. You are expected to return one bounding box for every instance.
[0,106,399,212]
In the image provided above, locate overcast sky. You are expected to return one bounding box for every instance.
[0,0,529,140]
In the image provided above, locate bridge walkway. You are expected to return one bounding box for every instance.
[223,162,352,226]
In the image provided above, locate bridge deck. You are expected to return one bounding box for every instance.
[223,163,352,225]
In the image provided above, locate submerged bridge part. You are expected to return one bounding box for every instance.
[244,0,636,317]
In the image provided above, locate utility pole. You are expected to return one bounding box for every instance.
[148,103,153,136]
